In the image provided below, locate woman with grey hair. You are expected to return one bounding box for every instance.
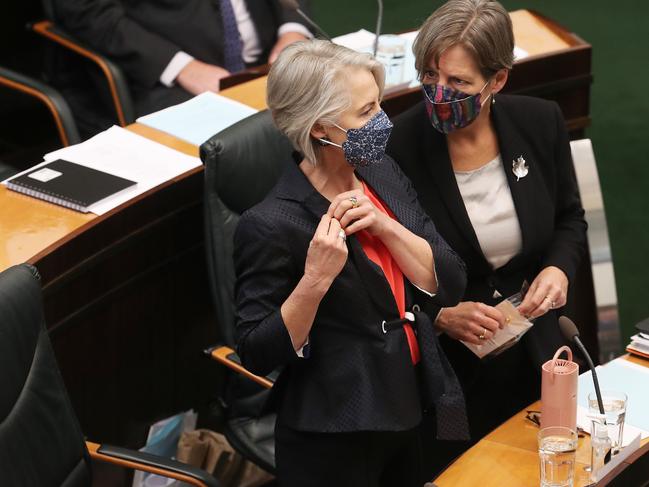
[234,39,468,486]
[387,0,587,476]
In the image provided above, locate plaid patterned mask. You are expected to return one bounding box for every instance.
[422,81,489,134]
[320,110,393,167]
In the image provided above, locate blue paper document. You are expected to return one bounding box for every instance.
[137,91,258,146]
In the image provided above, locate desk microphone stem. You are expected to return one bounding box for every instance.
[574,335,605,415]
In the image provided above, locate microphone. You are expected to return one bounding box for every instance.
[279,0,333,42]
[558,316,605,415]
[373,0,383,57]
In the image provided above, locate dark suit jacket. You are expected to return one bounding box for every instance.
[387,95,587,400]
[52,0,308,89]
[233,156,467,433]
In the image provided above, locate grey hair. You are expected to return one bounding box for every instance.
[413,0,514,80]
[266,39,385,165]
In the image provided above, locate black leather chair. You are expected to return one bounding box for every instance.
[29,0,136,133]
[201,110,295,472]
[0,65,80,179]
[0,263,220,487]
[0,65,80,147]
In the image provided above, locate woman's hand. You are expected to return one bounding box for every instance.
[327,190,391,237]
[518,266,568,319]
[303,215,348,291]
[436,302,505,344]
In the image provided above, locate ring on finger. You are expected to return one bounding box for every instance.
[349,196,359,209]
[544,295,555,309]
[478,327,487,340]
[338,229,346,241]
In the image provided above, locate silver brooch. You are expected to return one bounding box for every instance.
[512,155,528,181]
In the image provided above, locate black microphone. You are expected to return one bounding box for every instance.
[279,0,333,42]
[373,0,384,57]
[558,316,605,415]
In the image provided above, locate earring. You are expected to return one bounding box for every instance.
[491,94,496,106]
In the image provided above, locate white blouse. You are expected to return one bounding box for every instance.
[454,155,523,269]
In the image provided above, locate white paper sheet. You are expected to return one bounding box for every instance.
[136,91,258,146]
[2,126,201,215]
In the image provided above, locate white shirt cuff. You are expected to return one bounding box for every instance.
[160,51,195,87]
[278,22,313,39]
[295,336,310,358]
[412,263,438,297]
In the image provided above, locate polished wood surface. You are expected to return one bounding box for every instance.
[510,9,571,55]
[0,123,197,273]
[435,356,649,486]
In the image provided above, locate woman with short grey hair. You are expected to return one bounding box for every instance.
[234,39,468,486]
[388,0,587,477]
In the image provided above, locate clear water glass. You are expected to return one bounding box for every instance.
[538,426,578,487]
[587,391,627,454]
[375,35,406,87]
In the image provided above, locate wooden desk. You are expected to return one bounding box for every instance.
[434,356,649,486]
[0,125,216,449]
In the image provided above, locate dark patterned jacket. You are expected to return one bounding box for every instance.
[234,155,467,434]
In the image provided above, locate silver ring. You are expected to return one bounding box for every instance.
[338,229,346,241]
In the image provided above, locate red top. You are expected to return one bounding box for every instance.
[355,181,421,365]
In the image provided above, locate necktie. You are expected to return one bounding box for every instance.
[218,0,245,72]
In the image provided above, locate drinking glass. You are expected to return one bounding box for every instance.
[375,35,406,87]
[538,426,578,487]
[588,391,627,454]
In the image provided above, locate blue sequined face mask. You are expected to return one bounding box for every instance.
[319,110,393,167]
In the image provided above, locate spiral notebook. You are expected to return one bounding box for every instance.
[6,159,136,213]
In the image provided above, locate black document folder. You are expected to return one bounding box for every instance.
[6,159,136,213]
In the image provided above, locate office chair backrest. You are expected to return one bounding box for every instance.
[200,110,294,346]
[0,264,92,486]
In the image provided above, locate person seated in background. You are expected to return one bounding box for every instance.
[386,0,587,477]
[234,39,469,486]
[51,0,312,115]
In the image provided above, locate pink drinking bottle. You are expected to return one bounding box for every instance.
[540,345,579,430]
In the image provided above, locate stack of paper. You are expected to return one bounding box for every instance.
[3,125,202,215]
[136,91,258,146]
[627,333,649,359]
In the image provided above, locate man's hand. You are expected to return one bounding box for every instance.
[269,32,309,63]
[176,60,230,95]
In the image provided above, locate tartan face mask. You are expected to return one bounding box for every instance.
[422,81,490,134]
[318,110,393,167]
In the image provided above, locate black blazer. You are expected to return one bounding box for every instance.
[233,156,467,434]
[387,95,587,380]
[52,0,309,89]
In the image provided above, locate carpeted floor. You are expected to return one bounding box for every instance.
[315,0,649,352]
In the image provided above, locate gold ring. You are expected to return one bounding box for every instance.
[349,196,359,209]
[479,327,486,340]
